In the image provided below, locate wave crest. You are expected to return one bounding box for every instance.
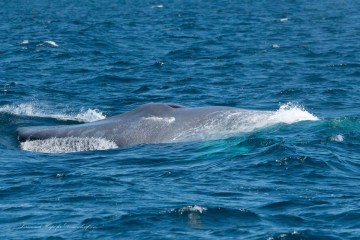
[0,103,105,122]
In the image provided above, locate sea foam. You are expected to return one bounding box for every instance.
[0,103,105,122]
[269,103,319,124]
[171,103,318,142]
[44,40,58,47]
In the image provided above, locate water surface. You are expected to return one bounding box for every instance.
[1,1,360,239]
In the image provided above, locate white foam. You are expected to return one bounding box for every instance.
[0,103,39,116]
[172,103,318,142]
[269,103,319,124]
[279,18,288,22]
[74,109,106,122]
[0,103,106,122]
[45,40,58,47]
[20,40,29,45]
[184,205,207,213]
[272,44,280,48]
[151,4,164,8]
[20,137,118,153]
[172,205,207,214]
[331,134,344,142]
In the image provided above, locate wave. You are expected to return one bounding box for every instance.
[266,230,339,240]
[20,137,118,153]
[168,205,208,214]
[166,205,259,218]
[163,205,260,229]
[0,103,106,122]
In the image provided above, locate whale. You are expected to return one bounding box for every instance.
[17,103,318,149]
[17,103,249,147]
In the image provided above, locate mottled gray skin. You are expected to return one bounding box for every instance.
[17,103,242,147]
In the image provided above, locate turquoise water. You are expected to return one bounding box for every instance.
[1,1,360,239]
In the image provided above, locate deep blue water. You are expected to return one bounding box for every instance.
[1,0,360,239]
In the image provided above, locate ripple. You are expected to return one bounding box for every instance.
[266,230,339,240]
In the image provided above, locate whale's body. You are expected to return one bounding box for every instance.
[18,103,261,147]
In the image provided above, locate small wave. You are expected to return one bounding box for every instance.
[170,205,208,214]
[20,137,118,153]
[20,40,29,45]
[167,205,259,218]
[0,103,40,116]
[44,40,58,47]
[165,205,260,228]
[267,231,301,240]
[331,134,344,142]
[0,103,105,122]
[151,4,164,8]
[266,230,337,240]
[327,117,359,131]
[279,17,289,22]
[0,203,33,210]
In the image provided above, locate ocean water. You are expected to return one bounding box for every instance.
[1,0,360,239]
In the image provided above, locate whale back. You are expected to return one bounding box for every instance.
[109,103,185,119]
[17,103,186,144]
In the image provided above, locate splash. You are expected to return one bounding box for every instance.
[172,103,319,142]
[179,205,207,214]
[20,40,29,45]
[0,103,106,122]
[20,137,118,153]
[331,134,344,142]
[269,103,319,124]
[151,4,164,8]
[44,40,58,47]
[168,205,208,215]
[74,109,106,122]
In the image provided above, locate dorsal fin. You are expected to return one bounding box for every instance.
[118,103,184,118]
[167,104,184,109]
